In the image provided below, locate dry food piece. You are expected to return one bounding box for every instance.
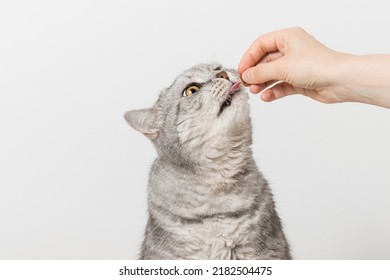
[239,74,250,87]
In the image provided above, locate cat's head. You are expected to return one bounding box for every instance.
[124,63,251,166]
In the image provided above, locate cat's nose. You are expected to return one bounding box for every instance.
[216,71,230,81]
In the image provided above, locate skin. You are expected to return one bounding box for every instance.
[238,27,390,109]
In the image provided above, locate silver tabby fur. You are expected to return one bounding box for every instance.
[124,63,291,259]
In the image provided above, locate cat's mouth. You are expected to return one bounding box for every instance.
[218,82,241,116]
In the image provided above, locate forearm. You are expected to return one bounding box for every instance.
[330,54,390,108]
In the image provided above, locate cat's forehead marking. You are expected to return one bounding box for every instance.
[173,63,225,86]
[182,66,216,83]
[178,74,205,85]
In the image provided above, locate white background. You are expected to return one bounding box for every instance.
[0,0,389,259]
[1,260,390,280]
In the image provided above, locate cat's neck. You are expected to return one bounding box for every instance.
[199,135,253,185]
[158,135,254,186]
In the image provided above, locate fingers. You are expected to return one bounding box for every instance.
[241,58,286,85]
[238,27,334,104]
[249,84,264,94]
[257,84,299,102]
[238,29,288,75]
[250,83,298,102]
[259,51,284,64]
[260,90,277,102]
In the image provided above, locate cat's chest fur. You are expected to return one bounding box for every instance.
[127,63,290,260]
[144,159,264,259]
[161,212,259,259]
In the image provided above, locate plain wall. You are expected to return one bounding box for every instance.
[0,0,389,259]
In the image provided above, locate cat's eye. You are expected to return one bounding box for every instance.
[183,85,201,97]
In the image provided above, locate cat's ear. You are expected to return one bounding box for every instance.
[124,108,160,140]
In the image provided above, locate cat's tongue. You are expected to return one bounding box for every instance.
[229,81,241,93]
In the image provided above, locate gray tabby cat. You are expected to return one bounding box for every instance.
[124,63,291,260]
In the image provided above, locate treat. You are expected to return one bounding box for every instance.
[239,74,250,87]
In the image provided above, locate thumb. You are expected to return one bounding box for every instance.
[241,59,285,85]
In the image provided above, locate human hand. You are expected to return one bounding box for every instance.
[238,27,347,104]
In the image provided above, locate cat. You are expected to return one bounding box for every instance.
[124,63,291,259]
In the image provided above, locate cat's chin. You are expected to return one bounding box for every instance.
[218,90,249,118]
[212,91,250,136]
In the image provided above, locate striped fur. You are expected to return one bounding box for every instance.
[124,63,291,259]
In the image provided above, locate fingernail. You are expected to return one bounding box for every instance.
[242,71,249,82]
[240,71,250,87]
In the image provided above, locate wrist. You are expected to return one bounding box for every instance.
[328,53,390,108]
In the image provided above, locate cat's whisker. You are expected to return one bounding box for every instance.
[125,63,290,260]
